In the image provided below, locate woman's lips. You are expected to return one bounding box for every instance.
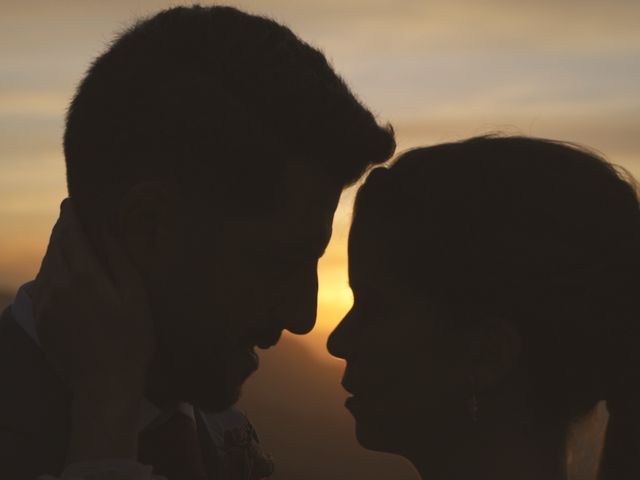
[345,395,359,413]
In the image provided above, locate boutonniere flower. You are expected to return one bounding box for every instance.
[220,422,275,480]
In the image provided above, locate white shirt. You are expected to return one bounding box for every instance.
[11,282,249,480]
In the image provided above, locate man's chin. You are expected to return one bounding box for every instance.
[144,345,258,412]
[186,375,246,413]
[146,377,243,413]
[149,369,255,414]
[196,388,242,414]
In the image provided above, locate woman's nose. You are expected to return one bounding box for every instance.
[327,308,354,359]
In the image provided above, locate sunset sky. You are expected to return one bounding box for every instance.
[1,0,639,359]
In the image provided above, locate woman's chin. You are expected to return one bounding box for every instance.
[354,422,404,454]
[350,403,436,456]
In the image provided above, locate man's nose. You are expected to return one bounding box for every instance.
[327,308,353,359]
[283,268,318,335]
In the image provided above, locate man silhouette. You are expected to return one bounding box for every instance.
[0,6,395,479]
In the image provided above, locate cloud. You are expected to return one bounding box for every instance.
[0,92,68,116]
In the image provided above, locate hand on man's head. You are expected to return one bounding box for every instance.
[33,197,154,398]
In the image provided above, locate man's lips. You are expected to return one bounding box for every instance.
[255,338,278,349]
[249,347,259,363]
[247,330,283,350]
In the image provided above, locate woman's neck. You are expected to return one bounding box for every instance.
[404,390,569,480]
[407,420,567,480]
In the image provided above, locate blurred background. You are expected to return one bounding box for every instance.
[1,1,639,478]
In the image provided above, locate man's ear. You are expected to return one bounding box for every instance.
[462,316,522,392]
[115,182,178,272]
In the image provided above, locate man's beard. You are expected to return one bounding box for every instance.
[143,340,255,413]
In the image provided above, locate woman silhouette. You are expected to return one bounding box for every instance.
[328,135,640,480]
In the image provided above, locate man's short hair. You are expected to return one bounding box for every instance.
[64,5,395,221]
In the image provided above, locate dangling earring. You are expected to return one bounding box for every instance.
[468,375,479,423]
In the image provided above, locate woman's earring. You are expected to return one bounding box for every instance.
[468,376,479,423]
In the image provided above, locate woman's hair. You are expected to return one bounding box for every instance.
[353,135,640,479]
